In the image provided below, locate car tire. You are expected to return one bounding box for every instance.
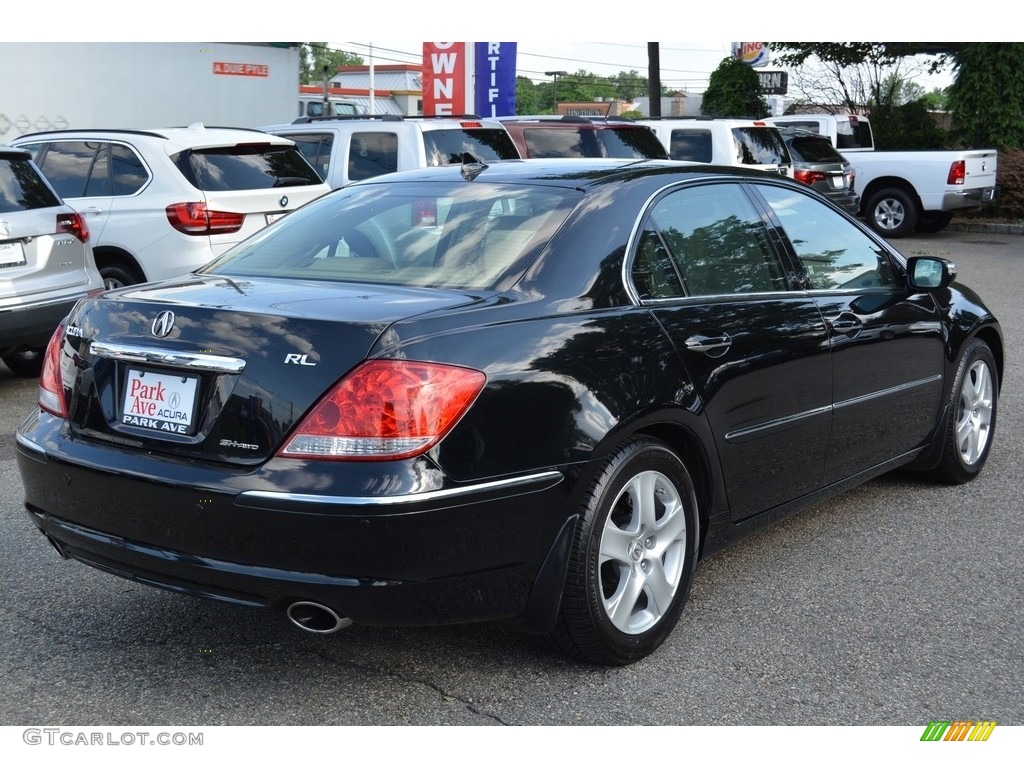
[915,211,954,234]
[933,339,998,485]
[549,436,699,666]
[2,348,44,378]
[101,264,140,290]
[865,187,918,238]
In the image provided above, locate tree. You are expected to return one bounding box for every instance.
[300,43,363,84]
[947,43,1024,149]
[514,76,542,115]
[700,57,769,118]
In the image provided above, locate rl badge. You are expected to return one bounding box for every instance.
[121,369,198,434]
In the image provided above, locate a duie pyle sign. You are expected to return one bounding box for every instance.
[122,370,198,434]
[212,61,269,77]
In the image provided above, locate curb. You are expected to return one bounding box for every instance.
[947,221,1024,235]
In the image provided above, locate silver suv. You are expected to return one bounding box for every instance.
[260,115,521,189]
[1,144,102,376]
[12,125,331,288]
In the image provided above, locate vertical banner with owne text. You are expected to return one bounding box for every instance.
[474,42,517,117]
[422,42,468,116]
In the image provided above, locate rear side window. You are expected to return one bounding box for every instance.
[0,155,60,212]
[835,119,873,151]
[422,129,520,164]
[668,130,712,162]
[731,128,790,166]
[278,132,333,180]
[173,145,323,191]
[349,131,398,181]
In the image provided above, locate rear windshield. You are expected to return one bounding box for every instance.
[0,155,60,213]
[422,129,521,165]
[522,127,667,159]
[200,181,579,291]
[787,136,845,164]
[731,128,791,166]
[172,144,323,191]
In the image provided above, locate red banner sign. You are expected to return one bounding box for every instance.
[422,42,467,116]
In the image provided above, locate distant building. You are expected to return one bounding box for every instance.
[630,92,702,117]
[325,64,423,115]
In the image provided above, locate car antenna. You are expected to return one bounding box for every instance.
[460,153,488,181]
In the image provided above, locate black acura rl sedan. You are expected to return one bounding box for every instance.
[15,159,1002,666]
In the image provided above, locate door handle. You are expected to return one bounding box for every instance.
[826,315,862,334]
[685,333,732,356]
[81,206,104,215]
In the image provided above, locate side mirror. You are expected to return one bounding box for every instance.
[907,256,956,291]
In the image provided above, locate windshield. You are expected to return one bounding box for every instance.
[199,181,580,291]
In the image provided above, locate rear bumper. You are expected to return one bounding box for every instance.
[940,186,998,211]
[0,294,77,350]
[15,415,575,629]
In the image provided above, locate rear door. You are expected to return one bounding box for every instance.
[22,139,117,244]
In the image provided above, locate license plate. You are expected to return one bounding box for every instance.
[0,240,26,268]
[121,368,198,435]
[265,212,287,226]
[829,176,845,189]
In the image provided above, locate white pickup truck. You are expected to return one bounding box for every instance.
[767,114,998,237]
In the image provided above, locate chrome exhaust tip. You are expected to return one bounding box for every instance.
[45,534,69,560]
[286,601,353,634]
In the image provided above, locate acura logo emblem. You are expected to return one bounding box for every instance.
[151,310,176,338]
[0,220,10,237]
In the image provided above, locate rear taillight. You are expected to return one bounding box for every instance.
[947,160,966,186]
[165,203,245,235]
[38,323,68,418]
[794,169,826,186]
[56,212,89,243]
[279,360,486,461]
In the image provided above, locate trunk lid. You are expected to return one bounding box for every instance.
[60,275,482,465]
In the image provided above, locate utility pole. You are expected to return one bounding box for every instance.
[647,43,661,117]
[545,70,568,113]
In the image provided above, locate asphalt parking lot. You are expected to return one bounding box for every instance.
[1,229,1021,729]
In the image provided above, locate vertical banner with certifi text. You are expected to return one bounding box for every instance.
[474,42,517,117]
[422,42,469,116]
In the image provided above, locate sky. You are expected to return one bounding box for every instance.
[336,42,738,94]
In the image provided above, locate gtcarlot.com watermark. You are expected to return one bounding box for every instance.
[23,728,203,747]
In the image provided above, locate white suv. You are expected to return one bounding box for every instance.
[637,117,793,177]
[12,124,331,288]
[260,115,521,189]
[1,144,102,376]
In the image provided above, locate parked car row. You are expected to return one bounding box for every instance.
[0,114,872,379]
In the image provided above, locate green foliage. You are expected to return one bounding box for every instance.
[771,43,957,73]
[871,100,948,150]
[300,43,363,84]
[515,76,543,115]
[700,57,769,118]
[947,43,1024,149]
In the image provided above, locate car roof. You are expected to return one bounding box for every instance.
[12,123,297,155]
[346,157,775,188]
[260,115,508,132]
[497,116,646,126]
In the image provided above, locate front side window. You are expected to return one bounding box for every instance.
[632,182,787,299]
[27,141,103,198]
[756,183,897,290]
